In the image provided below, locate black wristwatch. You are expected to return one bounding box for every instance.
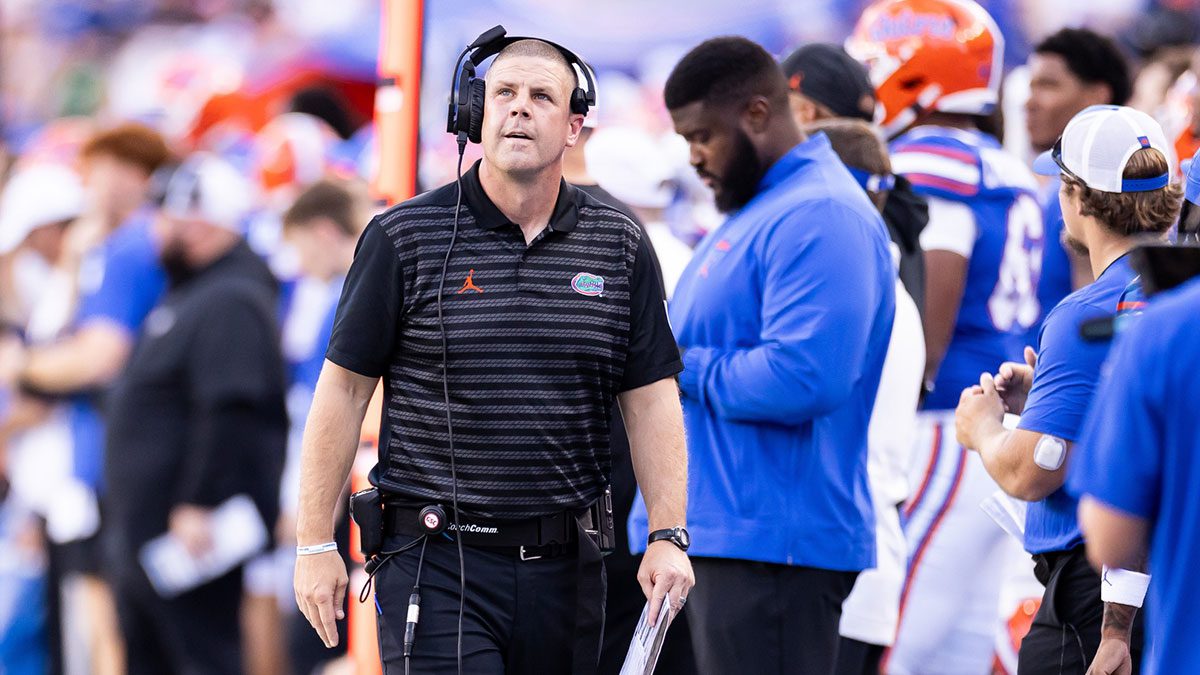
[647,527,690,552]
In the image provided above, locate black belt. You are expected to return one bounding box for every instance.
[384,503,577,558]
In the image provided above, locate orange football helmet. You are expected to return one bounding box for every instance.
[846,0,1004,138]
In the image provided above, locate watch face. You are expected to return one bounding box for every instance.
[675,527,691,549]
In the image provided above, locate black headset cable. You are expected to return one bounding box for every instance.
[437,131,470,675]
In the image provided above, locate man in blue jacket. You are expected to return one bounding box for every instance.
[630,36,895,675]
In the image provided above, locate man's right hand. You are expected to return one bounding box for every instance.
[294,549,349,648]
[994,345,1037,415]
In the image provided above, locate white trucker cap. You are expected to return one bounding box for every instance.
[1033,105,1172,194]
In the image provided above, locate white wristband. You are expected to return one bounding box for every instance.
[296,542,338,556]
[1101,566,1151,608]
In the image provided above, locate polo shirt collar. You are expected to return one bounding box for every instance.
[757,132,836,195]
[462,160,580,233]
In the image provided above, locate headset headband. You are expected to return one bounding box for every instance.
[447,25,596,138]
[464,35,597,105]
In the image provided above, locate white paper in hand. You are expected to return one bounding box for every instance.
[139,494,268,598]
[620,596,674,675]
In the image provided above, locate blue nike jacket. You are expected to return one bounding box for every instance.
[630,134,895,571]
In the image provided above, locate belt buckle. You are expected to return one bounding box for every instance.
[519,545,543,561]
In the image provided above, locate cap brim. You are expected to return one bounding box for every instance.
[1032,150,1059,176]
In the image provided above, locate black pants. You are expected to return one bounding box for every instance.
[833,636,885,675]
[688,557,858,675]
[1018,546,1145,675]
[373,533,604,674]
[115,567,243,675]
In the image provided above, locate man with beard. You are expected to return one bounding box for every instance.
[628,36,895,675]
[956,105,1176,675]
[103,154,287,675]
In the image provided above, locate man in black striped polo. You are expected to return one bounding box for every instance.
[293,38,693,674]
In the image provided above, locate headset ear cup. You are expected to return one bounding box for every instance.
[452,62,476,137]
[570,88,589,116]
[467,78,486,144]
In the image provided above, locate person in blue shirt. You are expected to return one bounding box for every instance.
[19,124,169,497]
[629,36,895,675]
[955,105,1180,675]
[1071,276,1200,675]
[15,123,168,675]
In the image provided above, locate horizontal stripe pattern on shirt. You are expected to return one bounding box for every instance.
[371,185,642,519]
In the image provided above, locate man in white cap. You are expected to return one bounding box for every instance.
[955,105,1179,675]
[101,154,287,675]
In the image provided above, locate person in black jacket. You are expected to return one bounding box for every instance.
[103,154,287,675]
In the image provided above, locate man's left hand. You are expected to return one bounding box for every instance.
[1087,637,1133,675]
[638,540,694,627]
[955,372,1005,451]
[169,504,214,558]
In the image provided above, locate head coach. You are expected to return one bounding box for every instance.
[292,28,693,675]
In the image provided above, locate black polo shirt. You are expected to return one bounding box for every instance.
[326,161,682,519]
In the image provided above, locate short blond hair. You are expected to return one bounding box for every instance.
[493,39,577,90]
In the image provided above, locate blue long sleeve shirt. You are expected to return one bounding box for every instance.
[630,134,895,570]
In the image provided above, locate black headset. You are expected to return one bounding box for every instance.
[446,25,597,145]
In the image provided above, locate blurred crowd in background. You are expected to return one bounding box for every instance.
[4,1,1200,674]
